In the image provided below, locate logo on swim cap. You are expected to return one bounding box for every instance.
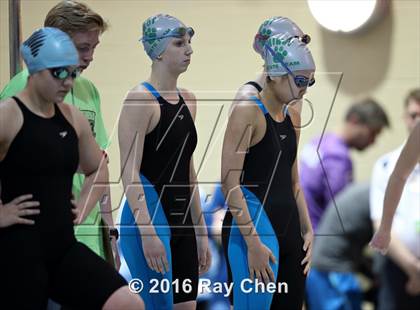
[140,14,193,60]
[23,29,47,58]
[259,17,277,37]
[144,15,158,27]
[144,27,158,42]
[21,27,79,75]
[266,37,289,63]
[254,16,307,58]
[143,16,159,44]
[263,35,315,77]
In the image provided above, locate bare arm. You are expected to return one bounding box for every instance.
[289,107,314,274]
[292,161,313,237]
[189,159,207,231]
[222,102,260,247]
[380,122,420,232]
[0,99,22,160]
[181,90,208,235]
[118,92,155,235]
[0,103,41,227]
[233,78,263,104]
[370,150,420,275]
[368,123,420,294]
[222,100,277,283]
[289,108,312,234]
[100,187,114,227]
[70,106,109,224]
[190,158,212,274]
[180,88,212,275]
[373,220,419,272]
[100,184,121,269]
[118,91,169,274]
[372,217,420,294]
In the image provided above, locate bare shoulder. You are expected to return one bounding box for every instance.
[229,97,260,125]
[125,84,156,103]
[118,86,161,135]
[234,84,260,102]
[56,102,80,120]
[0,98,23,132]
[178,87,196,103]
[56,103,86,136]
[0,97,20,116]
[0,98,23,148]
[178,87,197,117]
[123,86,159,118]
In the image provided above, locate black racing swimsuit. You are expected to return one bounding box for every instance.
[119,82,199,306]
[222,96,306,310]
[0,97,126,309]
[0,97,79,254]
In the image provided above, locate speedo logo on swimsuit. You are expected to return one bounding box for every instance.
[280,134,287,140]
[59,131,68,138]
[177,114,184,120]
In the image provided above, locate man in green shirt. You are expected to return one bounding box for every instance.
[0,0,119,267]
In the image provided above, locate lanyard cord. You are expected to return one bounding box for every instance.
[71,88,75,106]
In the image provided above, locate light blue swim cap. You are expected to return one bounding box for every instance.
[253,16,310,59]
[263,34,315,77]
[140,14,194,60]
[21,27,79,75]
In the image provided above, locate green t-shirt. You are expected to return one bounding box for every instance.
[0,70,109,258]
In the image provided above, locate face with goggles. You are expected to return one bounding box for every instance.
[49,66,81,80]
[141,26,195,42]
[265,44,315,102]
[33,66,80,103]
[147,27,195,74]
[265,44,315,88]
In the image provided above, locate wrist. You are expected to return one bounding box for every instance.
[378,221,393,233]
[139,226,157,237]
[245,234,262,250]
[194,226,208,237]
[301,222,313,235]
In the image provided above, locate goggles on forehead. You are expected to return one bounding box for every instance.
[299,34,311,44]
[141,27,195,42]
[49,67,80,80]
[255,33,311,45]
[265,44,315,88]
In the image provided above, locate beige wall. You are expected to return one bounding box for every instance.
[1,0,419,206]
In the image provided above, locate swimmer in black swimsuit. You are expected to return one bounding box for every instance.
[0,27,143,310]
[221,34,316,309]
[236,17,310,112]
[118,14,211,310]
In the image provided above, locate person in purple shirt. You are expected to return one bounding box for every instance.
[299,98,389,230]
